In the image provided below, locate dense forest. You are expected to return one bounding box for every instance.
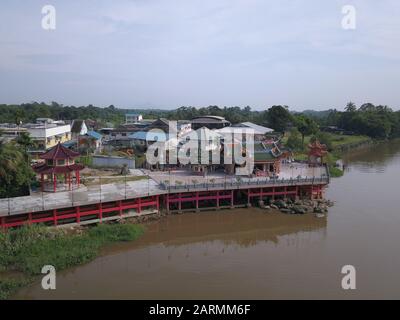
[1,101,400,139]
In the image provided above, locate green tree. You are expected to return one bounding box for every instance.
[0,142,34,198]
[345,101,357,112]
[295,115,319,146]
[16,132,36,157]
[286,128,303,151]
[265,105,293,133]
[311,132,333,151]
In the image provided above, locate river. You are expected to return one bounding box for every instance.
[14,140,400,299]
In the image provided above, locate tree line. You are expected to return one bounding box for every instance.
[1,101,400,198]
[1,101,399,139]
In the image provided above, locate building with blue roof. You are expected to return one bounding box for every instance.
[78,130,103,152]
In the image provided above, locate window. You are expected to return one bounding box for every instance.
[47,159,54,166]
[57,159,66,166]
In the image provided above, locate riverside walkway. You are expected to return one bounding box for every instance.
[0,163,329,219]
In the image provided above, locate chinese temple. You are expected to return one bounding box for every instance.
[308,140,328,166]
[252,141,291,176]
[32,142,85,192]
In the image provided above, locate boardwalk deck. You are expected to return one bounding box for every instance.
[0,163,330,228]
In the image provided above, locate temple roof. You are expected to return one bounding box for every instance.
[33,163,84,174]
[40,142,81,160]
[243,141,290,162]
[308,140,328,157]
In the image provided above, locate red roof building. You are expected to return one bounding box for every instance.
[32,142,85,192]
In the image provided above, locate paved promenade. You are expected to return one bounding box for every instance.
[0,163,329,217]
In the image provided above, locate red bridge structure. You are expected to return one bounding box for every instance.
[0,163,330,229]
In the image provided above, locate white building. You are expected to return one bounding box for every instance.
[24,122,72,154]
[0,124,28,143]
[71,120,88,140]
[125,113,143,124]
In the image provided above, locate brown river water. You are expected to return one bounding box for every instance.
[14,140,400,299]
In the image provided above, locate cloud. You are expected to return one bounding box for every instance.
[0,0,400,109]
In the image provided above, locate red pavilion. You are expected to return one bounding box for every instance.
[33,142,85,192]
[308,140,328,166]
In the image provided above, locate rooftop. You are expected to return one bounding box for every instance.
[129,131,170,142]
[191,115,230,123]
[85,131,102,140]
[39,142,80,160]
[234,122,274,134]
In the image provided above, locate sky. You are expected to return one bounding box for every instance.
[0,0,400,111]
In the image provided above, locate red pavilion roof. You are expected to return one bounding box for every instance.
[308,140,328,157]
[40,142,80,160]
[33,163,84,174]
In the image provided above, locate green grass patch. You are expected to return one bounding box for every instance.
[329,134,371,148]
[76,155,93,166]
[0,277,33,300]
[329,166,344,178]
[0,223,144,299]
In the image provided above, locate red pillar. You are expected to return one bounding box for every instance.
[138,197,141,214]
[98,203,103,223]
[76,170,80,186]
[28,212,32,225]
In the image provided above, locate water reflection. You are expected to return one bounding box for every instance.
[15,210,327,300]
[343,139,400,173]
[14,140,400,299]
[107,210,327,251]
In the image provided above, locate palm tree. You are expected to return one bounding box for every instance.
[16,132,35,156]
[345,102,357,112]
[0,142,25,184]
